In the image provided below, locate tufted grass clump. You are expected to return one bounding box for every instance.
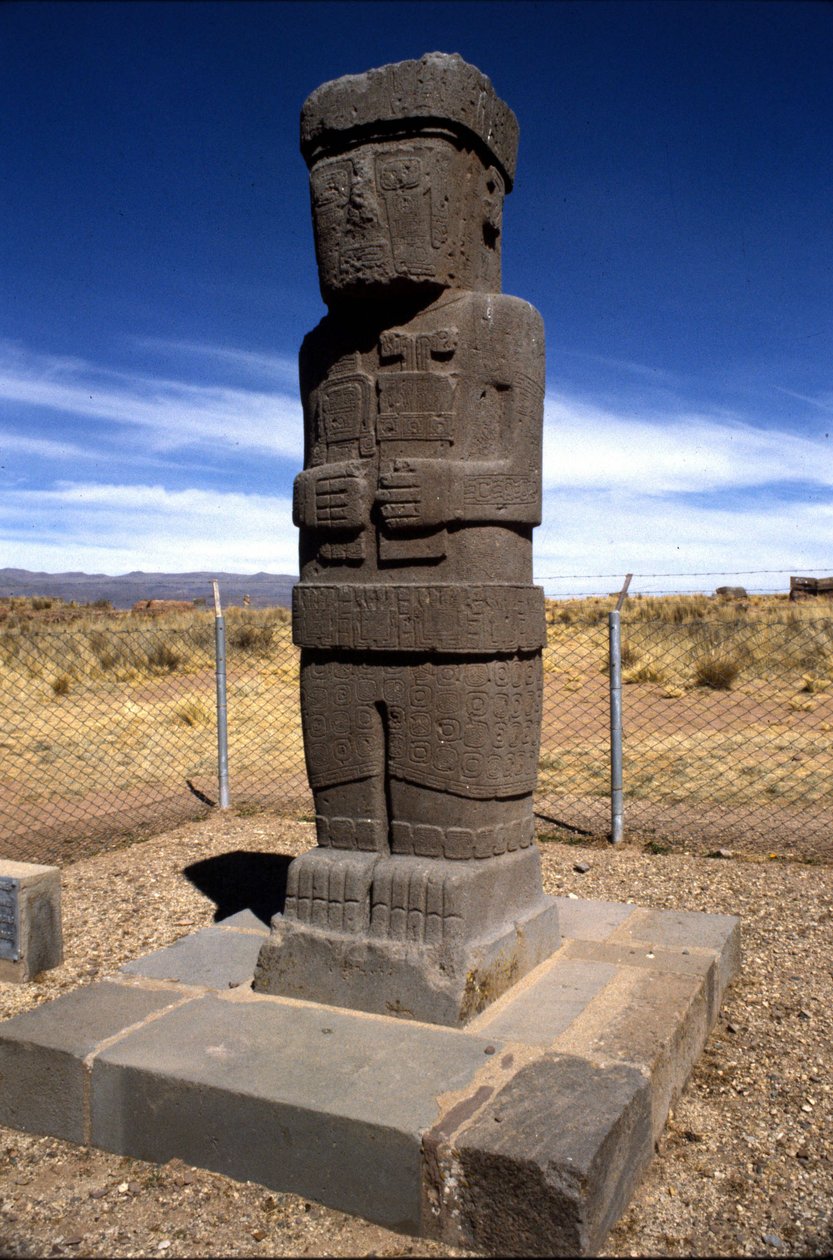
[622,659,666,685]
[229,622,275,653]
[800,673,830,694]
[693,654,740,691]
[173,699,212,727]
[145,642,183,672]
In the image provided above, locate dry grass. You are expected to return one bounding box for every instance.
[692,653,740,690]
[0,604,304,841]
[1,594,832,857]
[540,595,833,836]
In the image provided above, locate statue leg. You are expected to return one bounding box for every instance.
[387,779,534,859]
[300,651,388,851]
[281,654,387,932]
[310,776,387,852]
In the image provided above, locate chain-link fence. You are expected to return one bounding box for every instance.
[536,610,833,857]
[0,611,306,866]
[2,605,832,866]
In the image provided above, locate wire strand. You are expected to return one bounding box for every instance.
[537,568,830,580]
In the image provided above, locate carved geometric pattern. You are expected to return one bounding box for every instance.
[390,815,534,859]
[368,861,462,944]
[284,853,372,933]
[463,474,536,506]
[293,583,546,653]
[300,654,542,797]
[315,814,386,850]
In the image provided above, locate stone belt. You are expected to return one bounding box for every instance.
[293,583,546,653]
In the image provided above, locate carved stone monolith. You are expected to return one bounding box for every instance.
[254,53,560,1024]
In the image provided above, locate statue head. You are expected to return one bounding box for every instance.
[300,53,518,307]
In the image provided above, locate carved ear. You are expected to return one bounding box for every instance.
[482,165,505,247]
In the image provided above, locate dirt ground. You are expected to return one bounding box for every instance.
[1,810,831,1258]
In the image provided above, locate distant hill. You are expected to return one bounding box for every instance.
[0,569,296,610]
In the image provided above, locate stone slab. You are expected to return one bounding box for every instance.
[554,896,638,942]
[0,980,196,1144]
[0,859,62,983]
[0,895,740,1255]
[91,991,501,1231]
[608,904,741,994]
[214,908,270,933]
[469,955,618,1045]
[426,1052,653,1256]
[550,964,712,1143]
[122,922,267,989]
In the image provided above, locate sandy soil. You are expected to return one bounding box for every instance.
[0,810,831,1258]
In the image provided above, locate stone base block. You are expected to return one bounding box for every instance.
[254,896,560,1025]
[0,860,62,984]
[0,896,740,1256]
[252,847,561,1025]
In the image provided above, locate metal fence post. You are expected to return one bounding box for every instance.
[212,580,230,810]
[609,575,632,844]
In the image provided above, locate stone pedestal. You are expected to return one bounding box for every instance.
[0,896,741,1255]
[253,846,560,1025]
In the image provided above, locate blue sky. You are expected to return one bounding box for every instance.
[1,0,831,597]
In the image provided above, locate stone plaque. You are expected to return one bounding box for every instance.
[0,877,20,963]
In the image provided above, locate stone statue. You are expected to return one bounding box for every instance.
[254,53,560,1024]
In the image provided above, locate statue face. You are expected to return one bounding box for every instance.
[310,136,504,304]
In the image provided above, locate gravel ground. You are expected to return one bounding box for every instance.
[1,810,831,1258]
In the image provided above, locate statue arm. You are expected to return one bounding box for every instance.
[456,301,544,525]
[377,299,543,531]
[377,458,540,530]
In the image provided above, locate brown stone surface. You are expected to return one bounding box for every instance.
[256,53,557,1020]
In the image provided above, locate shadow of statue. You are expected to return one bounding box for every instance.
[182,850,291,925]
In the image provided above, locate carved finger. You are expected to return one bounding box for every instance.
[377,486,420,504]
[382,502,420,520]
[379,473,419,491]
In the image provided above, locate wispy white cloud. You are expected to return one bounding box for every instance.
[542,396,833,493]
[0,341,303,461]
[0,430,92,460]
[0,483,298,574]
[556,347,679,385]
[771,385,833,415]
[538,393,833,593]
[1,338,831,588]
[3,473,830,593]
[128,337,299,385]
[535,487,833,595]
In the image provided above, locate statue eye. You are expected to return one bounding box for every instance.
[314,164,350,206]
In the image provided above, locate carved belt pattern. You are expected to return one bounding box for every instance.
[293,582,546,653]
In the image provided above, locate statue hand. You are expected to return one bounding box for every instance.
[377,459,449,531]
[294,463,369,531]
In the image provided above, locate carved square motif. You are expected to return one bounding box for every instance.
[318,373,373,446]
[378,156,422,190]
[312,160,351,207]
[434,746,459,774]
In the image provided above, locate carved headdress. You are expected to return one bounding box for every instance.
[300,51,519,191]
